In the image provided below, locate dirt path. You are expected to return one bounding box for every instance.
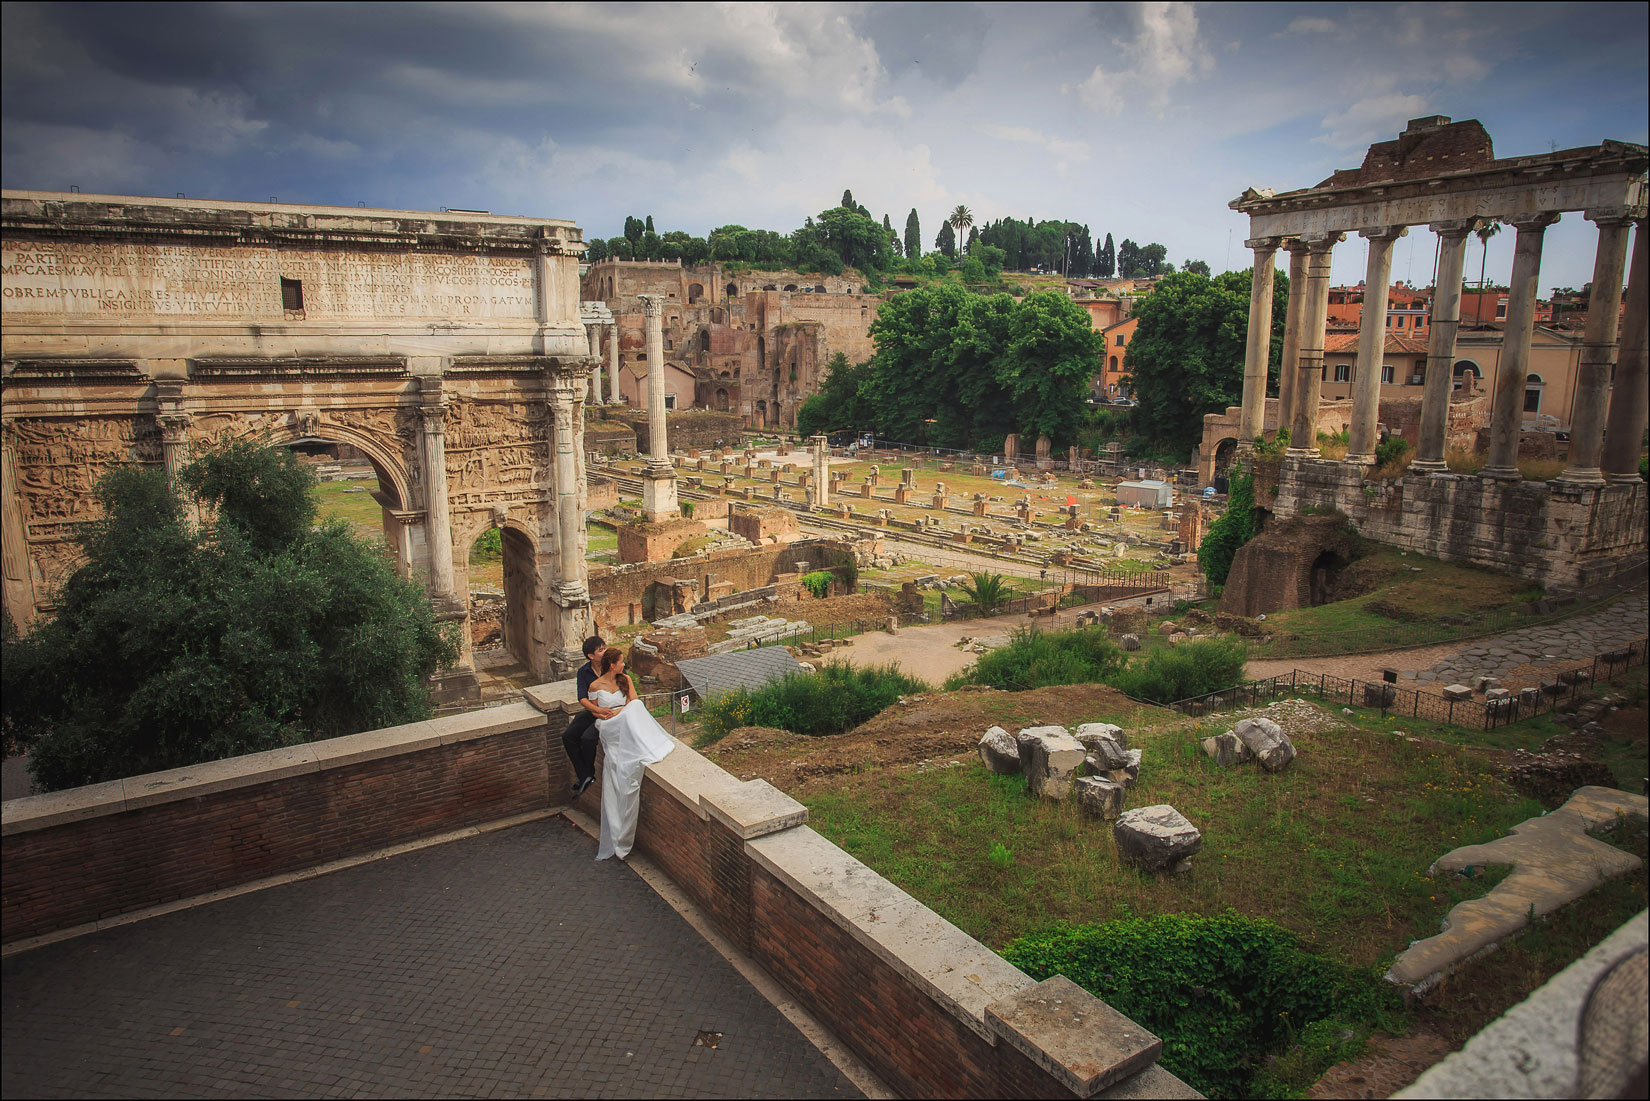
[822,601,1142,683]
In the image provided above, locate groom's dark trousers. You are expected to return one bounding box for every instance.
[562,661,600,786]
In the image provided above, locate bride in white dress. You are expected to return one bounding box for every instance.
[586,648,675,860]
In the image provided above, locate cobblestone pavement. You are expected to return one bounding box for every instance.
[1413,591,1647,689]
[1246,590,1648,693]
[1,816,861,1100]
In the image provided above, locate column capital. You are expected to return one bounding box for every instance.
[1358,225,1408,243]
[1243,236,1283,251]
[156,411,192,442]
[637,293,663,318]
[1280,236,1313,254]
[417,401,446,430]
[1583,206,1641,228]
[1507,212,1562,232]
[1301,231,1345,252]
[1428,218,1484,240]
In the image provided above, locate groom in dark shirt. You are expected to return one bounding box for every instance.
[562,635,616,796]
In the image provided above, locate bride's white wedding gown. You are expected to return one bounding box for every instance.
[589,687,676,860]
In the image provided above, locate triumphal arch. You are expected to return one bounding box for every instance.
[1227,118,1647,592]
[1,192,598,697]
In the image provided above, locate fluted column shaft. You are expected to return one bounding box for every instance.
[641,295,669,462]
[1288,233,1342,455]
[1277,241,1309,437]
[608,323,621,403]
[1238,238,1281,448]
[1483,214,1561,480]
[1346,227,1406,464]
[585,324,603,405]
[549,384,591,673]
[812,434,831,507]
[1413,222,1477,473]
[418,386,457,604]
[1602,220,1648,482]
[1560,214,1632,484]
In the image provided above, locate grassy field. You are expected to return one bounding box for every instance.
[313,480,385,539]
[1240,545,1542,657]
[805,704,1554,967]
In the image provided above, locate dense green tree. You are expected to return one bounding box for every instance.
[606,236,633,260]
[936,220,957,258]
[905,208,921,261]
[640,230,662,261]
[586,237,609,262]
[795,352,875,436]
[1183,258,1212,277]
[644,215,655,234]
[1098,233,1115,278]
[624,215,644,250]
[857,283,1098,448]
[1123,268,1290,455]
[2,438,459,792]
[883,213,899,256]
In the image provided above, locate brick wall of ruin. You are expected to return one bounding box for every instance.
[589,538,843,612]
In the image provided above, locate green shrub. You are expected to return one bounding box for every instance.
[1003,913,1402,1099]
[801,570,833,598]
[1197,469,1259,586]
[947,626,1125,691]
[959,571,1012,615]
[470,527,502,561]
[693,661,929,744]
[1108,636,1247,704]
[1374,436,1411,467]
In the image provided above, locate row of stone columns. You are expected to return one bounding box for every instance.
[582,321,622,406]
[1238,214,1646,484]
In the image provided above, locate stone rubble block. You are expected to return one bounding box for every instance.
[1107,747,1143,787]
[1475,675,1501,693]
[1200,731,1253,768]
[1119,633,1142,652]
[1232,717,1295,772]
[1074,723,1130,770]
[1485,687,1512,702]
[978,726,1022,774]
[1518,687,1541,707]
[1075,776,1126,820]
[1017,725,1086,801]
[1442,683,1475,702]
[1113,805,1203,873]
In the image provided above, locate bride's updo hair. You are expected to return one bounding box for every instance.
[598,646,632,694]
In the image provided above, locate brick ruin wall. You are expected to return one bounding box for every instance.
[590,538,849,622]
[1219,514,1363,618]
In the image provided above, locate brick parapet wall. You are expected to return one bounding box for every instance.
[1,703,565,944]
[1275,457,1648,592]
[4,690,1195,1098]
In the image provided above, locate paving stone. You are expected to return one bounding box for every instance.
[0,817,860,1100]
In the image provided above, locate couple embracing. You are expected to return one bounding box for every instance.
[561,636,676,860]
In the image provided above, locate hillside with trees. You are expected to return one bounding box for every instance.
[584,189,1172,284]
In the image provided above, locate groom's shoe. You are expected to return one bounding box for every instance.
[574,776,595,797]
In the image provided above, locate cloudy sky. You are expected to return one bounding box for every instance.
[4,2,1646,293]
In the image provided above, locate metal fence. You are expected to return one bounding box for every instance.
[1165,637,1647,731]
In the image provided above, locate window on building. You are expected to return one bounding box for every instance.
[1115,334,1126,346]
[665,395,676,409]
[280,278,304,312]
[1524,373,1544,413]
[1381,364,1394,384]
[637,353,647,362]
[1334,364,1352,383]
[1496,301,1507,320]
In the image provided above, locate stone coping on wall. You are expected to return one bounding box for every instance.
[5,683,1193,1097]
[0,701,548,837]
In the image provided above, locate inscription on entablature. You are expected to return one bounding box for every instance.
[2,242,536,319]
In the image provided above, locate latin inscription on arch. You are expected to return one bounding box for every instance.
[2,242,536,320]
